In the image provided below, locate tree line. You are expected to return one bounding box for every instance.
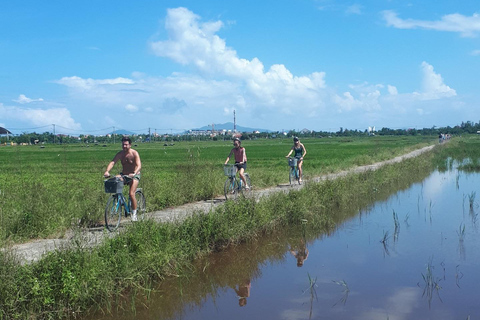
[2,121,479,145]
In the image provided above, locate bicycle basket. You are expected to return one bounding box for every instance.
[224,165,237,177]
[104,177,124,193]
[288,157,298,167]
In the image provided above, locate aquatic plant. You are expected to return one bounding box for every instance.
[468,191,476,209]
[419,258,443,308]
[332,279,350,306]
[457,223,466,242]
[393,210,400,242]
[404,213,410,227]
[455,265,464,288]
[304,273,318,320]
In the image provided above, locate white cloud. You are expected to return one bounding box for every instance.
[125,104,139,112]
[471,49,480,56]
[13,94,44,104]
[387,85,398,95]
[415,61,456,100]
[382,10,480,37]
[357,287,420,320]
[149,7,326,106]
[346,4,362,15]
[56,76,134,89]
[333,83,382,112]
[0,103,81,130]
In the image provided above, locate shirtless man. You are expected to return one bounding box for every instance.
[103,136,142,221]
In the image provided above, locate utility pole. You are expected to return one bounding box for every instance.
[233,109,236,133]
[113,126,115,144]
[53,124,56,144]
[148,128,151,142]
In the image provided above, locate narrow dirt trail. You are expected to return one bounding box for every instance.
[7,144,436,264]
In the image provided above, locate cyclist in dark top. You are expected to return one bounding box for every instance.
[285,137,306,183]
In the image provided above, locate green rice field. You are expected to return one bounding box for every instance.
[0,135,437,243]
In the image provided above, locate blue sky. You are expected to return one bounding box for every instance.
[1,0,479,135]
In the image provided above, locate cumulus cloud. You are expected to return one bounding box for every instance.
[415,61,456,100]
[13,94,44,104]
[387,85,398,95]
[333,83,382,112]
[0,103,81,130]
[382,10,480,37]
[125,104,139,112]
[149,7,326,107]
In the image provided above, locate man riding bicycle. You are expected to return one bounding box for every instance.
[103,136,142,221]
[224,137,249,190]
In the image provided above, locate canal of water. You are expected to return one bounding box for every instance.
[88,161,480,319]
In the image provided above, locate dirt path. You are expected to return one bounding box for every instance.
[7,144,437,264]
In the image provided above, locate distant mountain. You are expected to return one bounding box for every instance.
[111,129,136,136]
[193,122,272,133]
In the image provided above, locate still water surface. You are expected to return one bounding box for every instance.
[90,164,480,319]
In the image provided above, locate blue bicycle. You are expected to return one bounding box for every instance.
[104,175,146,231]
[223,164,251,200]
[288,157,301,185]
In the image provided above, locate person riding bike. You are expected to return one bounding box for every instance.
[103,136,142,221]
[224,137,249,190]
[285,136,307,183]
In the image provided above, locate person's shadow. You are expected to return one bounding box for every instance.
[234,279,251,307]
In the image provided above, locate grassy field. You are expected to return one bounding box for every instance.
[0,135,437,243]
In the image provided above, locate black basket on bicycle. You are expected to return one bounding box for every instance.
[288,157,298,167]
[104,177,124,193]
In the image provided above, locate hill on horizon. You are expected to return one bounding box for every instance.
[193,122,271,133]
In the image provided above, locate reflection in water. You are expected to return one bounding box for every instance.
[302,273,318,319]
[289,239,309,267]
[380,230,390,256]
[332,279,350,307]
[233,279,251,307]
[418,257,443,309]
[290,219,310,267]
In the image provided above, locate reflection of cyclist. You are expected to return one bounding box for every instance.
[290,239,309,267]
[225,138,249,190]
[234,279,251,307]
[103,136,142,221]
[285,137,306,183]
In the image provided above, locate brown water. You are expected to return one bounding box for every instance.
[88,164,480,320]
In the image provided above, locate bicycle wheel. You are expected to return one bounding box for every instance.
[135,189,147,220]
[105,195,122,231]
[289,167,295,185]
[224,177,237,200]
